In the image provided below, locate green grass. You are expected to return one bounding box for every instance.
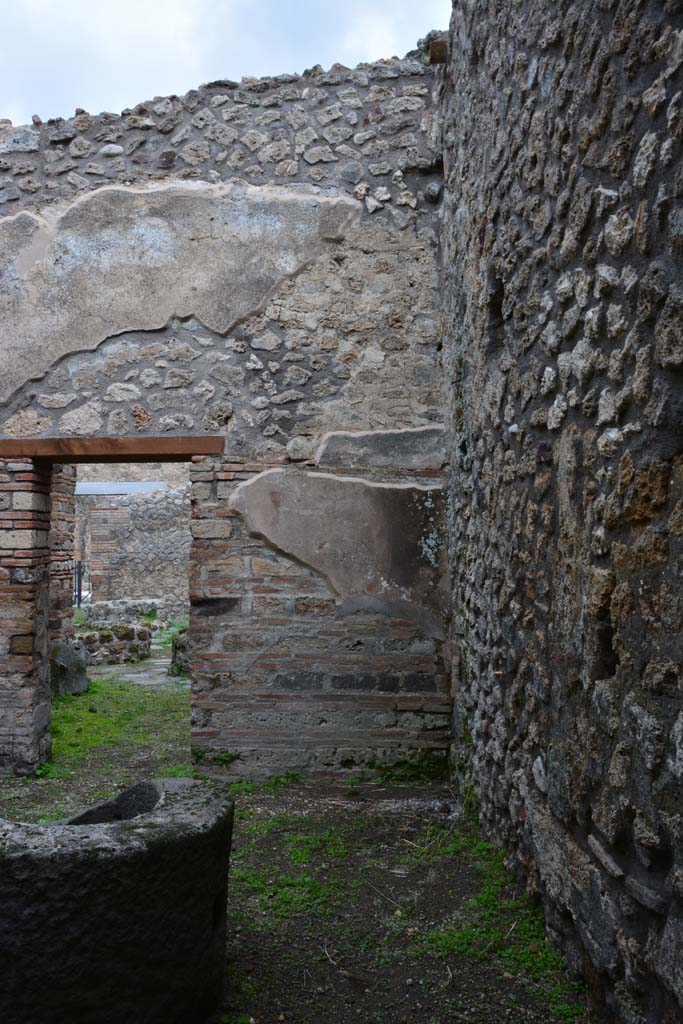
[263,770,301,789]
[286,828,349,865]
[49,678,188,762]
[245,811,299,836]
[345,771,372,792]
[413,827,584,1022]
[155,617,189,648]
[373,758,449,784]
[158,763,194,778]
[212,751,240,767]
[232,867,339,918]
[227,780,256,797]
[3,676,191,823]
[241,815,350,860]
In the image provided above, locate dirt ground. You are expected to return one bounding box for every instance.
[0,673,588,1024]
[222,779,587,1024]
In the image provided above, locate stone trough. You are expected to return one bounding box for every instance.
[0,779,234,1024]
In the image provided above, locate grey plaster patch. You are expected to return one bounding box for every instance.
[0,180,360,405]
[315,425,447,469]
[229,467,447,634]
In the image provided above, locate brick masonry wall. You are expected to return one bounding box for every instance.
[84,485,190,615]
[48,465,76,644]
[189,454,451,776]
[0,459,53,774]
[441,2,683,1020]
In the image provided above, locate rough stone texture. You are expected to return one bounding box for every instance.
[49,640,89,695]
[0,226,443,459]
[82,597,184,627]
[0,778,234,1024]
[0,19,681,1019]
[0,48,448,778]
[0,182,360,408]
[80,484,190,615]
[75,623,151,666]
[441,3,683,1021]
[0,55,440,225]
[77,461,190,487]
[0,54,444,463]
[170,627,190,677]
[316,425,447,470]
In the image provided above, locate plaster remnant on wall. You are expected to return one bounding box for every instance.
[0,181,360,405]
[315,425,447,470]
[0,46,450,789]
[229,466,447,635]
[1,223,443,460]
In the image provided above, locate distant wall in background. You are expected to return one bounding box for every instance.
[82,485,191,616]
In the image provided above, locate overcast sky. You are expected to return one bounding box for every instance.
[1,0,452,127]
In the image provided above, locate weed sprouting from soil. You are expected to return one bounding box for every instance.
[155,618,189,647]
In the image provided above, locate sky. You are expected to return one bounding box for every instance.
[0,0,452,127]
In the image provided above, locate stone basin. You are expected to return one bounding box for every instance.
[0,778,234,1024]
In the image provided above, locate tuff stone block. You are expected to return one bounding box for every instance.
[0,779,234,1024]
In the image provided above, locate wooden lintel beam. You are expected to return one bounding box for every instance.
[0,436,225,464]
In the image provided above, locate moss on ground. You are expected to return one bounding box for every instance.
[49,678,188,763]
[0,681,587,1023]
[0,676,190,823]
[226,791,585,1024]
[409,825,584,1021]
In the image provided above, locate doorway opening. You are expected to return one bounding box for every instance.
[0,436,223,790]
[73,459,191,685]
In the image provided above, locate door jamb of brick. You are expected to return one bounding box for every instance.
[0,438,223,775]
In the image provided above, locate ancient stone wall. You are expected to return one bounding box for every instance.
[82,484,190,616]
[77,462,189,486]
[0,54,441,220]
[189,436,450,776]
[74,623,152,666]
[0,55,443,463]
[2,14,681,1020]
[441,2,683,1020]
[0,47,450,776]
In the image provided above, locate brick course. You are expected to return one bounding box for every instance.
[188,456,451,775]
[0,459,53,774]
